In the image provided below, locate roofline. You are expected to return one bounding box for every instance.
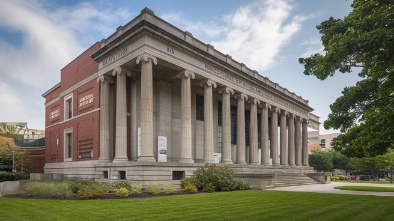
[42,82,60,97]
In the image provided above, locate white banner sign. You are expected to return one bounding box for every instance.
[157,136,167,162]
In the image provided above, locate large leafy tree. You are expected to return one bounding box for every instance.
[299,0,394,157]
[309,149,333,172]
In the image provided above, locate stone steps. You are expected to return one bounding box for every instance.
[272,175,321,188]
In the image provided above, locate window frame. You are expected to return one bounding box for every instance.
[64,128,73,161]
[64,93,73,120]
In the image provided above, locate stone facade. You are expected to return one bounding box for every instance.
[42,8,321,188]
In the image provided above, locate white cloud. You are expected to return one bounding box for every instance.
[0,0,134,129]
[161,0,310,72]
[300,37,324,58]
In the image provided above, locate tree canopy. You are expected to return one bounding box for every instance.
[299,0,394,157]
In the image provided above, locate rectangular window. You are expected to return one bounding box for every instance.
[321,139,326,145]
[231,106,237,144]
[245,110,250,146]
[119,171,126,180]
[103,171,108,179]
[172,171,185,180]
[196,94,204,121]
[65,130,72,161]
[64,93,73,120]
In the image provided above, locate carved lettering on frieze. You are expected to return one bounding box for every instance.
[102,47,128,67]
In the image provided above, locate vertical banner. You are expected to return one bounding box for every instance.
[158,136,167,162]
[138,127,141,157]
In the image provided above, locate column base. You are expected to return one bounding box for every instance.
[280,163,289,166]
[138,156,156,162]
[179,158,194,163]
[221,160,233,164]
[236,162,247,165]
[98,158,112,163]
[203,159,215,163]
[113,157,129,163]
[250,162,259,165]
[296,164,302,166]
[272,163,280,166]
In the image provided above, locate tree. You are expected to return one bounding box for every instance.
[0,136,16,153]
[309,149,333,172]
[328,149,349,172]
[299,0,394,157]
[376,149,394,183]
[0,123,20,134]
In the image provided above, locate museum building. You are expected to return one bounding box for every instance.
[42,8,321,187]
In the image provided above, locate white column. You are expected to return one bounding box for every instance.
[288,114,295,166]
[219,87,234,164]
[271,108,279,165]
[280,110,288,166]
[200,79,217,163]
[295,117,302,166]
[178,70,195,163]
[260,103,270,165]
[249,98,260,165]
[136,53,157,162]
[112,67,129,162]
[98,75,113,162]
[302,119,309,166]
[235,93,248,164]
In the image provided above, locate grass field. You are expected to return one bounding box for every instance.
[336,180,392,184]
[1,190,394,221]
[335,186,394,192]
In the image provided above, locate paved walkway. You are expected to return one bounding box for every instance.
[267,182,394,196]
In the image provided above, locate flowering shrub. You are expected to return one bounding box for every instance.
[130,184,142,195]
[113,181,133,191]
[146,182,161,195]
[115,187,130,197]
[162,184,177,194]
[184,183,198,193]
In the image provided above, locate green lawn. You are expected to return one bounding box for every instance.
[335,186,394,192]
[336,180,392,184]
[1,190,394,221]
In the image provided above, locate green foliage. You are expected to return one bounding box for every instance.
[202,183,215,193]
[130,184,142,195]
[24,182,72,199]
[180,177,195,189]
[76,182,109,199]
[0,171,29,182]
[299,0,394,157]
[235,179,251,190]
[0,123,21,135]
[335,186,394,192]
[112,180,132,191]
[191,163,244,191]
[183,183,198,193]
[309,150,333,172]
[162,184,177,194]
[66,179,95,193]
[115,187,130,198]
[146,182,162,195]
[331,176,339,181]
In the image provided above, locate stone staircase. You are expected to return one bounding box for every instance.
[272,174,321,188]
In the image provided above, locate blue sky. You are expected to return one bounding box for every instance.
[0,0,360,133]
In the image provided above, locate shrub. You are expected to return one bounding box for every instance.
[338,175,347,180]
[146,182,161,195]
[192,163,245,191]
[112,181,132,191]
[183,183,197,193]
[115,187,130,198]
[67,179,94,193]
[130,184,142,195]
[202,183,215,193]
[180,177,195,189]
[0,171,29,182]
[234,179,250,190]
[77,182,109,199]
[330,176,339,181]
[162,184,177,194]
[24,181,72,199]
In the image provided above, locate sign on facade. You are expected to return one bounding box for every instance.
[157,136,167,162]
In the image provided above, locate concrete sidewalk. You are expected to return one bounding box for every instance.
[266,182,394,196]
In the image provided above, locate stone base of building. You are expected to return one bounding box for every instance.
[43,161,321,189]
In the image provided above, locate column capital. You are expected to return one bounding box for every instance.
[279,110,288,116]
[199,79,217,88]
[97,75,113,84]
[288,113,297,119]
[271,107,280,113]
[218,87,234,95]
[112,66,131,77]
[234,93,248,101]
[136,53,157,65]
[248,98,260,105]
[259,102,271,110]
[177,70,195,79]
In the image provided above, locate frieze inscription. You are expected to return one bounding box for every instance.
[204,64,307,115]
[102,47,128,67]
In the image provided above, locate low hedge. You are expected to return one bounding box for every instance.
[0,171,29,182]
